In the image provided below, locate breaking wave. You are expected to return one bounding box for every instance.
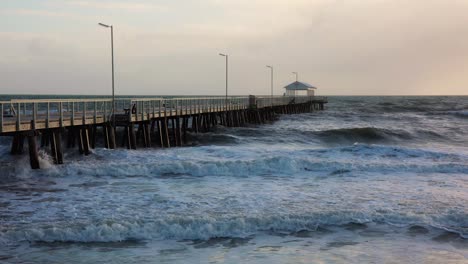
[2,211,467,243]
[2,144,466,180]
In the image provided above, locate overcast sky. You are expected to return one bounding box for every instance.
[1,0,468,95]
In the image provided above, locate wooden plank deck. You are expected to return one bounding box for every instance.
[0,96,328,134]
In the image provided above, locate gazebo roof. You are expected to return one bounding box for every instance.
[284,81,317,90]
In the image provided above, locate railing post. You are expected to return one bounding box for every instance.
[128,101,132,122]
[59,102,63,127]
[147,101,150,120]
[104,101,107,122]
[94,101,97,124]
[181,99,184,115]
[32,103,37,129]
[83,102,86,125]
[141,101,144,121]
[46,102,50,129]
[71,102,75,126]
[190,99,193,115]
[182,99,185,115]
[0,103,3,133]
[159,100,162,118]
[16,102,20,131]
[171,100,175,116]
[249,95,256,109]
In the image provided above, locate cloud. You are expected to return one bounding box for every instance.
[1,0,468,95]
[0,8,85,19]
[66,1,167,12]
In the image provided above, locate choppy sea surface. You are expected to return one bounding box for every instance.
[0,96,467,263]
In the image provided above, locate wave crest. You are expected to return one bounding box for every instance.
[2,211,467,243]
[28,144,466,179]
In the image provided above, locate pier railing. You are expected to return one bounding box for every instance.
[0,96,327,133]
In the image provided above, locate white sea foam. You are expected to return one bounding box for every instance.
[2,210,467,243]
[37,144,468,178]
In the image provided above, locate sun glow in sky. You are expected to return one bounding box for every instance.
[1,0,468,95]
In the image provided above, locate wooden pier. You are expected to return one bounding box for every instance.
[0,95,327,169]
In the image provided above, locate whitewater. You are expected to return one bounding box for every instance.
[0,96,467,263]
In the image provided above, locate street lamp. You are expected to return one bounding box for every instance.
[98,22,115,128]
[292,72,298,82]
[266,65,273,106]
[219,53,228,100]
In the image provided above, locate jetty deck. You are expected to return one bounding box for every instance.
[1,95,327,169]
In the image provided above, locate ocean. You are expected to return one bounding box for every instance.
[0,96,467,263]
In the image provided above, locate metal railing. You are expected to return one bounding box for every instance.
[0,96,327,133]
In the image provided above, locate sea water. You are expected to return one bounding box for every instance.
[0,96,467,263]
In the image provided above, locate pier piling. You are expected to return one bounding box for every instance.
[27,133,40,169]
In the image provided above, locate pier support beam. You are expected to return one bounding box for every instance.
[90,125,96,149]
[171,118,178,146]
[41,132,49,148]
[143,122,151,148]
[50,129,63,164]
[191,115,198,133]
[182,117,188,145]
[67,128,75,148]
[157,119,164,147]
[104,124,116,149]
[77,128,84,155]
[175,117,182,146]
[108,125,116,150]
[129,124,137,150]
[81,126,91,155]
[28,133,40,170]
[163,118,170,148]
[11,134,25,155]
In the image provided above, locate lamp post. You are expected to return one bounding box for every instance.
[219,53,228,102]
[266,65,273,106]
[98,22,115,128]
[292,72,298,82]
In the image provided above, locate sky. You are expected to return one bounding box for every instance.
[1,0,468,96]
